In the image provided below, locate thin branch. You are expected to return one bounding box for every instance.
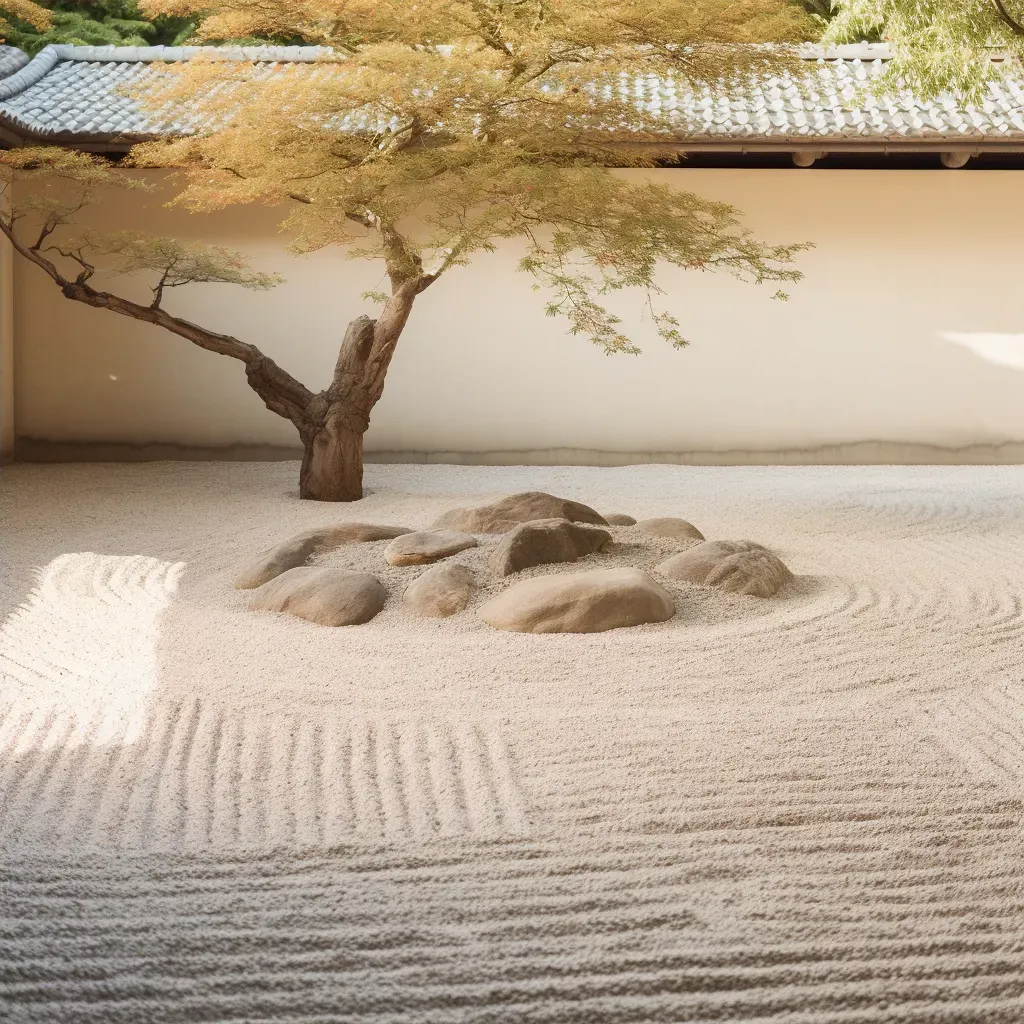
[467,0,515,57]
[152,266,171,308]
[225,165,314,205]
[44,244,97,285]
[33,219,59,252]
[0,213,315,429]
[993,0,1024,35]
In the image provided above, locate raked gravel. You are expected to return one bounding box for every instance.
[2,460,1024,1023]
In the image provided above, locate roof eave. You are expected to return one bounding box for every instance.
[0,117,164,152]
[628,137,1024,153]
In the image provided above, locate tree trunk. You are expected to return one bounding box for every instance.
[0,197,438,505]
[299,402,367,501]
[295,295,416,502]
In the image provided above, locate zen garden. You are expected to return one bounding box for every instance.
[2,2,1024,1022]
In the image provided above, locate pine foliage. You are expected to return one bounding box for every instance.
[1,1,192,54]
[0,0,50,43]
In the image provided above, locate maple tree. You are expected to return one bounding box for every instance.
[2,1,814,500]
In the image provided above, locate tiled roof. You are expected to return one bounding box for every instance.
[0,44,30,79]
[1,42,1023,153]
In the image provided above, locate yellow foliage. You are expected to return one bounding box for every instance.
[9,2,817,355]
[0,0,52,37]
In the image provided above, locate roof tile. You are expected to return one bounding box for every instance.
[0,43,1022,150]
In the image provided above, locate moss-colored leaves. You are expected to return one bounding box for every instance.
[826,0,1024,102]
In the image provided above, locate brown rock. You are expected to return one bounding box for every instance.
[432,491,608,533]
[656,540,793,598]
[479,567,675,634]
[604,513,637,526]
[636,517,705,543]
[249,567,387,626]
[489,518,612,577]
[404,563,476,618]
[384,530,478,567]
[236,523,412,589]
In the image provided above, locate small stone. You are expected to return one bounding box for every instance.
[404,563,476,618]
[236,523,412,589]
[604,513,637,526]
[384,530,478,567]
[489,518,612,577]
[479,567,675,634]
[433,491,608,533]
[249,567,387,626]
[636,518,705,543]
[656,540,793,598]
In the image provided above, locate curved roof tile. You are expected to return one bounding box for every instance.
[0,43,1020,151]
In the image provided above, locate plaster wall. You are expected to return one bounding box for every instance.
[12,168,1024,462]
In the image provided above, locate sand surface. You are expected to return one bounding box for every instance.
[2,461,1023,1022]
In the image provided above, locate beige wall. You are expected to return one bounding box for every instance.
[12,169,1024,461]
[1,191,14,462]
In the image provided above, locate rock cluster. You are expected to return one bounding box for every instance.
[433,491,608,533]
[479,567,675,634]
[236,522,411,589]
[239,492,795,631]
[249,567,387,626]
[657,540,793,598]
[489,519,611,577]
[384,530,478,567]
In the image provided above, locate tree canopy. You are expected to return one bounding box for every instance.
[0,1,194,54]
[1,0,818,499]
[127,0,813,350]
[0,0,49,44]
[826,0,1024,98]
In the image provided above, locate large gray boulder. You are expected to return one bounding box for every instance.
[384,530,478,567]
[249,567,387,626]
[490,518,612,577]
[656,540,793,598]
[479,567,675,634]
[604,513,637,526]
[433,491,608,534]
[636,517,705,543]
[404,563,476,618]
[236,522,412,589]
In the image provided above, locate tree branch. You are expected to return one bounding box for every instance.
[45,244,96,285]
[0,213,315,430]
[993,0,1024,35]
[151,266,171,308]
[467,0,515,56]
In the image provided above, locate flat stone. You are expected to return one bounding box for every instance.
[636,517,705,542]
[404,563,476,618]
[490,518,612,577]
[236,523,412,589]
[604,513,637,526]
[433,491,608,533]
[656,540,793,598]
[384,530,478,567]
[249,567,387,626]
[479,566,675,634]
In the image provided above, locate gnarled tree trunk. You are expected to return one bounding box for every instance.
[0,204,424,504]
[296,284,416,501]
[299,405,368,501]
